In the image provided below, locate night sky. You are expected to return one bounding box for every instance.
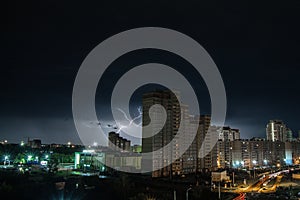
[3,0,300,144]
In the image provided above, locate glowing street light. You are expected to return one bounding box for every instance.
[27,155,33,161]
[93,142,98,147]
[252,160,257,165]
[241,161,245,166]
[277,163,281,168]
[4,155,10,165]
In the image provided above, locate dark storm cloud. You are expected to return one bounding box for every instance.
[2,0,300,143]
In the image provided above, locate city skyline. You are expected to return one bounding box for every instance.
[1,116,298,146]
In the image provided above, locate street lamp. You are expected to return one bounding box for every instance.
[252,160,257,178]
[241,161,244,167]
[277,163,281,168]
[186,187,192,200]
[4,155,9,165]
[27,155,33,162]
[235,161,240,168]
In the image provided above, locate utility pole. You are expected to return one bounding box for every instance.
[186,187,192,200]
[218,181,221,200]
[211,173,213,191]
[173,190,176,200]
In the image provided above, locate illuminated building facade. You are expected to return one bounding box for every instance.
[74,149,141,172]
[229,139,286,169]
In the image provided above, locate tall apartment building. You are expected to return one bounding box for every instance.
[142,90,184,177]
[219,127,240,141]
[141,90,219,177]
[248,138,265,168]
[195,115,211,170]
[191,115,219,171]
[229,138,285,169]
[266,120,290,142]
[286,128,293,142]
[216,126,240,168]
[181,106,197,174]
[230,139,251,168]
[201,125,219,171]
[265,140,286,166]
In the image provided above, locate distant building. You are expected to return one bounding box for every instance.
[230,140,251,168]
[266,120,292,142]
[219,127,240,141]
[216,126,240,169]
[189,115,221,172]
[212,170,230,182]
[50,143,63,148]
[285,128,293,142]
[108,132,131,152]
[180,105,197,174]
[74,149,141,173]
[200,125,219,171]
[229,139,285,169]
[250,137,265,141]
[27,139,41,148]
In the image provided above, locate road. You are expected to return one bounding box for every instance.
[257,175,283,193]
[233,193,245,200]
[220,170,287,194]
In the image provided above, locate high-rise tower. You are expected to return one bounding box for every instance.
[266,120,288,142]
[142,90,183,177]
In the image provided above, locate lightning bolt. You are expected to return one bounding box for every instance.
[115,106,142,133]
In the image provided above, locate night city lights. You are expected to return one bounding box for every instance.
[3,1,300,199]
